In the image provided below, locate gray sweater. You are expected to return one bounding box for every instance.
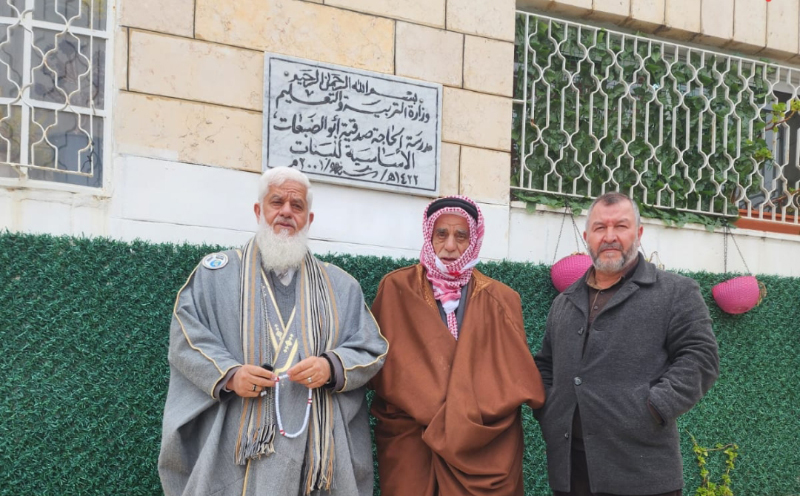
[534,254,719,494]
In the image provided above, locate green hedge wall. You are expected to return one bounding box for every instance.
[1,232,798,496]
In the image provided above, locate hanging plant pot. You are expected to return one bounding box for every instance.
[551,253,593,292]
[712,275,766,315]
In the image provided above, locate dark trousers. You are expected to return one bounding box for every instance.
[553,448,682,496]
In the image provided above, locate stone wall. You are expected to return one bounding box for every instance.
[105,0,522,257]
[2,0,799,276]
[117,0,516,205]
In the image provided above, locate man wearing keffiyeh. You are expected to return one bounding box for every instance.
[369,195,546,496]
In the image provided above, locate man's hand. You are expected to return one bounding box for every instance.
[227,364,277,397]
[287,356,331,389]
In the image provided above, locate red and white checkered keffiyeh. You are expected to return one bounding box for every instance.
[420,196,484,340]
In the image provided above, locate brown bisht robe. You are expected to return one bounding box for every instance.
[370,264,546,496]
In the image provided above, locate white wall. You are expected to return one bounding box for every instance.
[0,185,110,238]
[3,154,799,277]
[509,203,800,277]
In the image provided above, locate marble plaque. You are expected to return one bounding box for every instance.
[263,53,442,196]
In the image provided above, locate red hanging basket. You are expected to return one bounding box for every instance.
[551,253,593,292]
[712,275,765,315]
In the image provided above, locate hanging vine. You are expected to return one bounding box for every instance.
[688,432,739,496]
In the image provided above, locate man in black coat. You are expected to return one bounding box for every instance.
[534,192,719,496]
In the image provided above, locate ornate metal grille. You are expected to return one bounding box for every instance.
[0,0,109,188]
[513,12,800,225]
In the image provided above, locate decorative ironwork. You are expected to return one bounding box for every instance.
[513,11,800,225]
[0,0,109,187]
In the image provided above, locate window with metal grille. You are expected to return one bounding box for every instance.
[0,0,109,188]
[513,11,800,226]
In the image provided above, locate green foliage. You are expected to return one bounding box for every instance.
[511,14,791,228]
[1,232,799,495]
[766,99,800,132]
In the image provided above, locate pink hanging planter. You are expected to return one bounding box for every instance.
[712,275,766,315]
[551,253,593,292]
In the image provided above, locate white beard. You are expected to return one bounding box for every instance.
[255,217,309,273]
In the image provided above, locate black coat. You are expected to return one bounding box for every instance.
[534,254,719,494]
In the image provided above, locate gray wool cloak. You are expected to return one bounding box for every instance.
[158,247,388,496]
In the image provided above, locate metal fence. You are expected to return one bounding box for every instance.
[513,11,800,225]
[0,0,110,188]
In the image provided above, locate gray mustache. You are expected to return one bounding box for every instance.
[599,243,623,251]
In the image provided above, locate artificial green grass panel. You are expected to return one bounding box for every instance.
[676,272,800,496]
[1,232,798,495]
[0,234,212,495]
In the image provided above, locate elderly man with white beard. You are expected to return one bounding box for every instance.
[158,166,388,496]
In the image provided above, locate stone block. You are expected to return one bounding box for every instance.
[476,202,510,260]
[547,0,593,16]
[72,202,108,238]
[459,146,510,205]
[115,27,128,91]
[663,0,701,40]
[508,206,561,263]
[626,0,664,32]
[698,0,734,46]
[442,88,513,152]
[17,197,73,236]
[309,182,429,253]
[120,0,194,38]
[592,0,630,19]
[128,30,263,111]
[515,0,554,11]
[115,92,262,172]
[440,142,460,197]
[111,218,256,247]
[195,0,394,74]
[732,0,767,52]
[446,0,516,42]
[0,191,14,231]
[325,0,445,28]
[463,36,514,97]
[309,239,420,259]
[112,155,259,233]
[395,22,462,87]
[0,189,108,237]
[765,0,800,59]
